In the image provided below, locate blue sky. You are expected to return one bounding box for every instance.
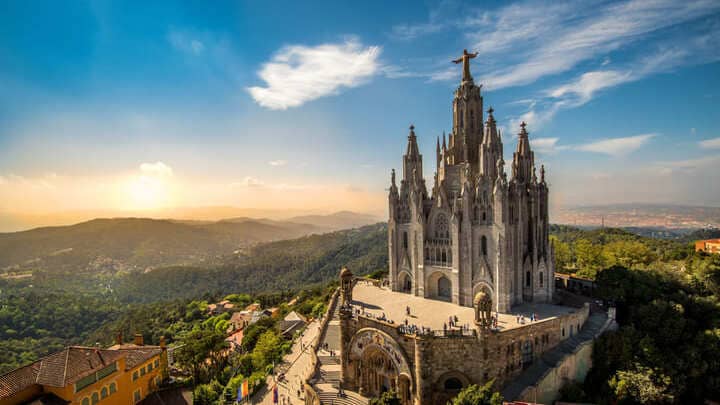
[0,0,719,218]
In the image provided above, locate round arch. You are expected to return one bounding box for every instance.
[348,328,413,404]
[433,370,472,404]
[427,271,453,301]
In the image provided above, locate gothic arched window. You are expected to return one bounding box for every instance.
[403,232,408,249]
[436,214,448,240]
[526,271,531,287]
[539,272,544,287]
[481,236,487,256]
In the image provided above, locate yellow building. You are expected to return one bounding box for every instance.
[0,335,168,405]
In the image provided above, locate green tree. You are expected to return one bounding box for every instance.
[251,330,284,370]
[550,236,572,273]
[175,326,229,384]
[369,390,401,405]
[609,365,673,404]
[574,238,603,278]
[193,380,223,405]
[602,240,653,269]
[450,381,503,405]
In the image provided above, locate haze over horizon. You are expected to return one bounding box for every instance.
[2,0,719,221]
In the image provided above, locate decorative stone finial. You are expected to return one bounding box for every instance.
[391,169,396,186]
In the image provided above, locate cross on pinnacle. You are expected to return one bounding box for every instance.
[452,49,478,82]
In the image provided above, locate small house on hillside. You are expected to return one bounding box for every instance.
[278,311,307,337]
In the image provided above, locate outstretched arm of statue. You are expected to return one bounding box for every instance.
[451,57,463,64]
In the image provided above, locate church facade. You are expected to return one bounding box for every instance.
[388,50,554,312]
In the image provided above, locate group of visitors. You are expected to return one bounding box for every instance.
[515,312,539,324]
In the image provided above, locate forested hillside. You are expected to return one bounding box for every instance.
[2,221,719,404]
[0,217,329,271]
[115,223,387,302]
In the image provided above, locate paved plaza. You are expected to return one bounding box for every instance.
[351,281,577,333]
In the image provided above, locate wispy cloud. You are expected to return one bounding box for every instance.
[167,30,205,55]
[654,154,720,174]
[699,137,720,149]
[232,176,265,188]
[473,0,720,89]
[140,162,173,177]
[576,133,656,157]
[530,137,560,154]
[247,39,382,110]
[390,22,443,41]
[268,160,288,166]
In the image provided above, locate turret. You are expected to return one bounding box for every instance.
[480,107,502,179]
[403,125,423,184]
[512,122,535,183]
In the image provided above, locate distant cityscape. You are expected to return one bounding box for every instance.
[553,204,720,229]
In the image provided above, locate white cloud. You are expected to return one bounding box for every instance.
[390,22,442,40]
[699,137,720,149]
[576,133,656,157]
[139,162,173,177]
[247,39,382,110]
[654,154,720,174]
[233,176,265,188]
[167,30,205,55]
[476,0,720,89]
[268,160,288,167]
[530,137,560,154]
[548,70,633,105]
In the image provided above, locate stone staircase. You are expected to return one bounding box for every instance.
[315,383,368,405]
[501,311,614,400]
[312,299,369,404]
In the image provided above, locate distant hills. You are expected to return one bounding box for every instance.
[0,211,381,272]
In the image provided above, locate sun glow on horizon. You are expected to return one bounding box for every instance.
[123,174,173,211]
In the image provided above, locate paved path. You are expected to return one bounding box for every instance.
[254,320,322,405]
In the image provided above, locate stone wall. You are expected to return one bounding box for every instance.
[341,304,590,404]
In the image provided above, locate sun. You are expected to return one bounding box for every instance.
[125,175,169,211]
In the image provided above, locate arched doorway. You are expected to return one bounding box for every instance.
[398,271,412,293]
[357,346,396,396]
[348,329,413,405]
[438,276,451,299]
[434,371,470,404]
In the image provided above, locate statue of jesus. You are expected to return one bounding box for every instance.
[452,49,478,82]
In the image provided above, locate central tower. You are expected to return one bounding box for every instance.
[388,50,554,312]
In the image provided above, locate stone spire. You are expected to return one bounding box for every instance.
[405,124,420,159]
[512,122,535,183]
[402,125,424,189]
[479,107,502,179]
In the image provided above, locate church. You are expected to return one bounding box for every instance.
[332,51,607,405]
[388,49,554,313]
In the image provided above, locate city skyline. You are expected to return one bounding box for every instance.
[1,0,719,220]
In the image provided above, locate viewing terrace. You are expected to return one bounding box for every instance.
[349,281,579,336]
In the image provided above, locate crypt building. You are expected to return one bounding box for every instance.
[334,51,606,405]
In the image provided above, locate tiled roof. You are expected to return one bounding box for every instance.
[0,345,162,400]
[0,362,41,398]
[114,348,162,370]
[0,347,125,399]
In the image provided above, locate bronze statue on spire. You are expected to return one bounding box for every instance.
[452,49,478,82]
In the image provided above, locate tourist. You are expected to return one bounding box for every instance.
[406,305,410,315]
